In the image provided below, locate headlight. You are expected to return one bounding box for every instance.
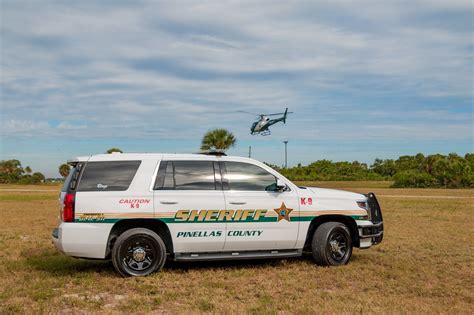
[356,201,370,219]
[356,201,367,210]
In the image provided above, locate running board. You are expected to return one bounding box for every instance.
[174,249,302,262]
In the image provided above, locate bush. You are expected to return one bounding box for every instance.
[392,171,439,188]
[272,152,473,187]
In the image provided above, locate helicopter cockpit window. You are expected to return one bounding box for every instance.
[224,162,277,191]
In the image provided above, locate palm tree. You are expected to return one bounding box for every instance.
[24,166,32,175]
[106,147,123,154]
[200,128,236,152]
[59,164,70,178]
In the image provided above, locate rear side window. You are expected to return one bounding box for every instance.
[154,161,217,190]
[61,163,84,192]
[77,161,141,191]
[224,161,277,191]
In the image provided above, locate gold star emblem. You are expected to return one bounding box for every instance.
[274,202,293,222]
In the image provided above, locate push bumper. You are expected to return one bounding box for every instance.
[357,192,384,249]
[51,222,114,259]
[357,221,384,248]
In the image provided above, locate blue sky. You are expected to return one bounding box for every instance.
[1,0,473,177]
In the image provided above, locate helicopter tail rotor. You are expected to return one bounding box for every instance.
[283,107,288,123]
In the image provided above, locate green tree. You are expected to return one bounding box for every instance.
[464,153,474,187]
[200,129,236,152]
[430,153,470,188]
[31,172,45,183]
[59,164,70,178]
[422,154,444,175]
[464,153,474,167]
[24,166,32,175]
[371,159,397,177]
[106,147,123,154]
[0,160,24,183]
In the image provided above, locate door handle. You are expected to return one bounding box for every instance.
[160,201,178,205]
[229,201,247,205]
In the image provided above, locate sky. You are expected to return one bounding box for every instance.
[1,0,473,177]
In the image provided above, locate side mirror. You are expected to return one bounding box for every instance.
[276,178,288,192]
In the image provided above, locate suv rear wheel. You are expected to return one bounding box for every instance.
[112,228,166,277]
[311,222,352,266]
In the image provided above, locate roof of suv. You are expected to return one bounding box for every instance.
[68,153,258,164]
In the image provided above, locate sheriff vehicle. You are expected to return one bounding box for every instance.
[52,153,383,277]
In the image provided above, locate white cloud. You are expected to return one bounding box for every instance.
[0,0,472,144]
[0,119,51,136]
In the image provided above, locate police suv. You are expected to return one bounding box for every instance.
[52,153,383,277]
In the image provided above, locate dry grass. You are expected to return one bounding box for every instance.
[0,183,473,313]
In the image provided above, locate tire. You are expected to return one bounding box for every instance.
[311,222,352,266]
[112,228,166,277]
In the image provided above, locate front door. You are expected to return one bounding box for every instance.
[222,161,299,251]
[153,160,226,253]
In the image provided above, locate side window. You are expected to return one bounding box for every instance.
[61,163,84,192]
[77,161,141,191]
[163,162,175,189]
[154,161,217,190]
[224,162,277,191]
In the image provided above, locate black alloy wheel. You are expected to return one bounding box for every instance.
[112,228,166,277]
[311,222,353,266]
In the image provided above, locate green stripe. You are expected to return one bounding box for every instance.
[75,215,366,224]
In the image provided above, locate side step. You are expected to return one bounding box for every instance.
[174,249,302,262]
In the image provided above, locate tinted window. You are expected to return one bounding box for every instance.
[61,163,84,192]
[155,161,216,190]
[225,162,277,191]
[77,161,141,191]
[61,166,75,192]
[163,162,175,189]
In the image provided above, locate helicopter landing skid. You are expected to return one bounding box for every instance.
[259,130,271,136]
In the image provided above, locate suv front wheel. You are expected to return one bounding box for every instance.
[112,228,166,277]
[311,222,352,266]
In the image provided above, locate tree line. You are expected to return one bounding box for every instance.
[0,148,124,184]
[271,153,474,188]
[1,142,472,188]
[0,160,46,184]
[196,129,473,188]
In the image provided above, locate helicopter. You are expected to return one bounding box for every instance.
[238,108,293,136]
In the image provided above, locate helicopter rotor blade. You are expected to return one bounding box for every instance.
[237,110,264,117]
[237,110,262,116]
[266,112,294,116]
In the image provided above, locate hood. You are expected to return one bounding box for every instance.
[305,187,366,201]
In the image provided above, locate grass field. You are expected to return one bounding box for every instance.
[0,183,473,313]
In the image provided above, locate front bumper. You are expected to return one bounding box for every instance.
[357,192,384,248]
[358,221,384,248]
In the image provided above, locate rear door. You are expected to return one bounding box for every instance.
[153,159,226,253]
[222,161,300,251]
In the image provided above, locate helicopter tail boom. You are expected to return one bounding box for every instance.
[283,107,288,123]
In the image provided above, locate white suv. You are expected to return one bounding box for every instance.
[52,153,383,277]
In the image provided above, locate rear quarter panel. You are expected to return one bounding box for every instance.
[74,159,157,225]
